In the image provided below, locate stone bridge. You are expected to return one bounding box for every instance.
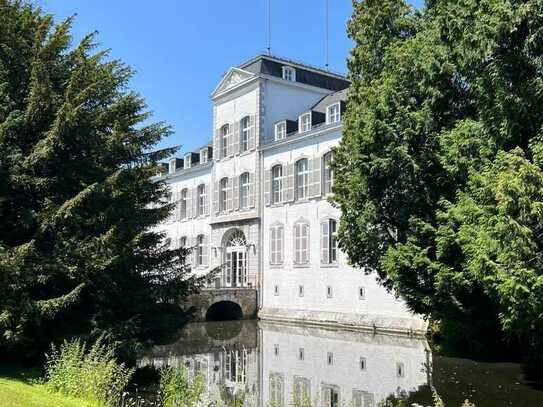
[182,288,258,322]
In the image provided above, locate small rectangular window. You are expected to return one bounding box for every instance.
[327,352,334,365]
[397,362,405,377]
[299,348,304,361]
[326,103,341,124]
[200,149,208,163]
[327,286,333,298]
[282,66,296,81]
[274,344,280,357]
[359,287,366,300]
[274,285,279,296]
[359,357,366,371]
[299,285,304,297]
[299,113,311,132]
[275,122,286,140]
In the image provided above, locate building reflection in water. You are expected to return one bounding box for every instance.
[137,320,430,406]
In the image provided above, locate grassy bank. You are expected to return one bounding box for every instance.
[0,366,96,407]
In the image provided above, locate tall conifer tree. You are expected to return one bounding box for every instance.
[0,0,203,358]
[335,0,543,354]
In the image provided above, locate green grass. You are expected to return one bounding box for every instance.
[0,365,96,407]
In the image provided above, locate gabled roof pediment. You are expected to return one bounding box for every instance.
[211,68,256,98]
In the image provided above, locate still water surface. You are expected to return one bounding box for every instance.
[138,320,543,406]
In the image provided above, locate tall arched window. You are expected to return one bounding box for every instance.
[323,151,334,195]
[240,116,250,152]
[221,124,230,158]
[239,172,250,209]
[294,221,310,264]
[180,188,188,219]
[197,184,206,216]
[271,165,283,204]
[220,178,228,212]
[295,159,309,200]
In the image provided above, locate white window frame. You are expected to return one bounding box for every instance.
[219,177,228,212]
[274,121,286,140]
[270,223,284,265]
[327,285,333,298]
[299,113,311,133]
[326,102,341,124]
[221,124,229,158]
[321,218,338,264]
[323,151,334,195]
[295,159,309,200]
[282,65,296,81]
[239,172,250,209]
[184,154,191,169]
[294,221,310,265]
[271,165,283,204]
[197,184,206,216]
[298,285,304,297]
[179,236,187,248]
[200,149,208,163]
[241,116,250,152]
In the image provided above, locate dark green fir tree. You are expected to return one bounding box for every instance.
[335,0,543,356]
[0,0,205,360]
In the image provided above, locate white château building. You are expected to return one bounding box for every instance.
[154,54,426,335]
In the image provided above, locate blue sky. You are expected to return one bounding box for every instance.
[40,0,424,154]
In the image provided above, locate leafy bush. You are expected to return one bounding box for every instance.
[45,336,134,406]
[159,365,205,407]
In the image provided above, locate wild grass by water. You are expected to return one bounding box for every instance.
[45,336,134,406]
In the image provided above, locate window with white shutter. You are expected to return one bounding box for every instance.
[271,165,283,204]
[180,189,188,219]
[196,234,208,266]
[295,159,309,200]
[240,116,250,153]
[219,178,228,213]
[197,184,206,217]
[321,219,337,264]
[270,224,284,265]
[294,221,309,265]
[323,151,334,195]
[221,124,229,158]
[239,172,250,209]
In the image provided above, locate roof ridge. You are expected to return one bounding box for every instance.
[239,53,348,80]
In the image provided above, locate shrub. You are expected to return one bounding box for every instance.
[45,336,134,406]
[159,365,205,407]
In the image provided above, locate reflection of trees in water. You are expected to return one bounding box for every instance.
[205,320,243,341]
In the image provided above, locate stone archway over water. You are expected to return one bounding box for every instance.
[206,300,243,321]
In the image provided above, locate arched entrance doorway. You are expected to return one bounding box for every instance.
[206,301,243,321]
[223,229,248,288]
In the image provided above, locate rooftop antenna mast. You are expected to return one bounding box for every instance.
[325,0,329,71]
[266,0,271,55]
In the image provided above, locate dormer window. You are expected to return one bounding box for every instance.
[200,149,208,163]
[184,154,191,169]
[299,113,311,133]
[275,121,286,141]
[282,66,296,82]
[326,102,341,124]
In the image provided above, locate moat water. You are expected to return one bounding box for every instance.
[138,320,543,406]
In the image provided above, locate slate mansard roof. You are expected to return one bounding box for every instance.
[239,54,350,92]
